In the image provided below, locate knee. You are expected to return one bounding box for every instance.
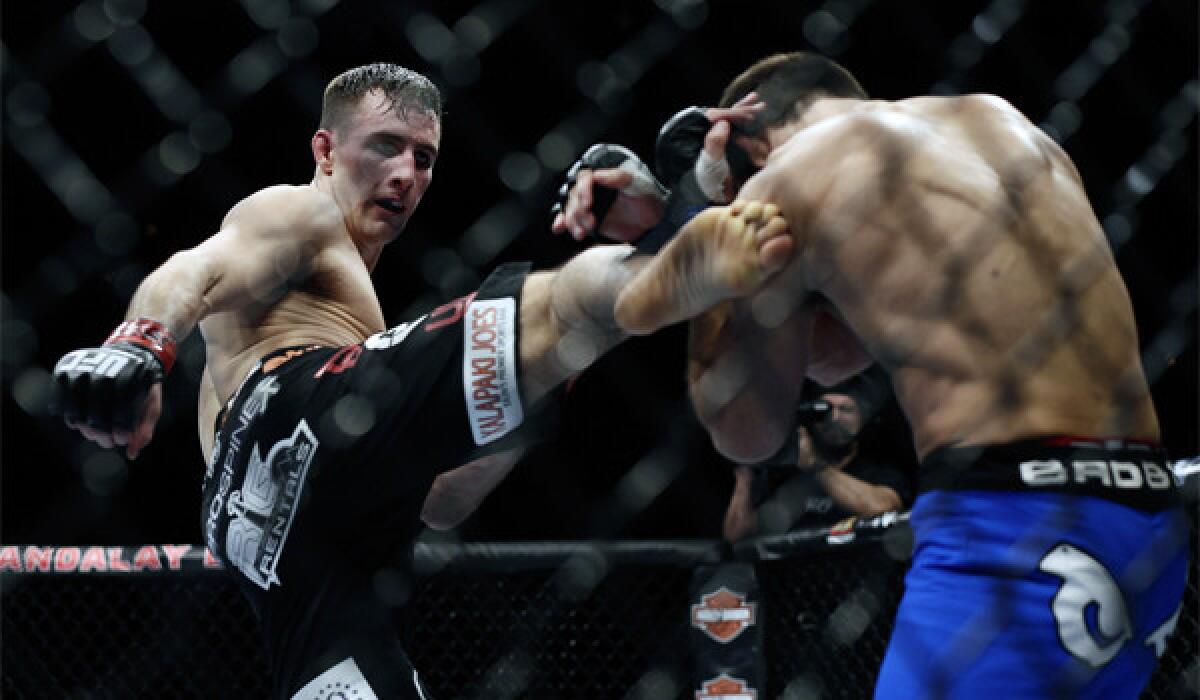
[700,402,790,465]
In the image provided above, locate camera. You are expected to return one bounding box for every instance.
[796,400,831,426]
[754,400,832,470]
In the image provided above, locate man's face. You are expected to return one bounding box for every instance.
[811,392,862,447]
[325,91,440,240]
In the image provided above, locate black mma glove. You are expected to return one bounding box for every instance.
[639,106,759,253]
[50,319,177,434]
[550,143,667,240]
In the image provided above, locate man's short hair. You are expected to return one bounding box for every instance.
[719,52,866,134]
[319,63,444,131]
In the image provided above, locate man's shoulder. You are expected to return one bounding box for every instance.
[897,93,1017,112]
[223,184,343,241]
[227,183,336,219]
[825,95,1027,141]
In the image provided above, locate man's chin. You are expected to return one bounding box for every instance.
[370,216,408,239]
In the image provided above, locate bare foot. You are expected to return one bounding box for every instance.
[614,200,793,334]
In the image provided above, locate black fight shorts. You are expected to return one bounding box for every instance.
[200,263,545,699]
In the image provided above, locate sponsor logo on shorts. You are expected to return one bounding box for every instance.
[426,293,476,332]
[225,419,318,590]
[204,376,278,558]
[1019,459,1174,491]
[365,315,427,350]
[463,297,523,445]
[1039,542,1132,667]
[314,345,362,378]
[291,657,379,700]
[695,673,757,700]
[691,587,756,643]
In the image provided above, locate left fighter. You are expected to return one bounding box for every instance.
[48,62,790,699]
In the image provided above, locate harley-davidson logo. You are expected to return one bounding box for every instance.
[690,587,756,643]
[695,673,757,700]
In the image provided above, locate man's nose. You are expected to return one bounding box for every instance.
[388,153,416,191]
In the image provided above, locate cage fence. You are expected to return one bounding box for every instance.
[3,516,1197,698]
[2,1,1196,699]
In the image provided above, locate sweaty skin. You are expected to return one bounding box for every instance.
[617,94,1158,462]
[80,90,660,522]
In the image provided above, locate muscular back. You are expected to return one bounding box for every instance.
[749,95,1158,458]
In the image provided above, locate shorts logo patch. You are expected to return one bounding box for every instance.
[224,419,318,590]
[1018,459,1174,490]
[1039,542,1131,667]
[463,297,523,445]
[205,375,278,556]
[365,315,427,350]
[291,657,379,700]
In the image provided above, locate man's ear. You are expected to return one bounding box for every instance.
[312,129,334,174]
[734,134,771,169]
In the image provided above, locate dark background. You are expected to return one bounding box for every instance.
[3,0,1196,546]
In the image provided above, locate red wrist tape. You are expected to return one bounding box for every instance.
[104,319,178,374]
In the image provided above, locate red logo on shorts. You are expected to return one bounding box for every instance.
[690,587,756,643]
[695,673,757,700]
[314,345,362,379]
[425,292,477,332]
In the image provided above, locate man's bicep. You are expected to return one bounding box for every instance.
[194,186,344,313]
[192,196,339,313]
[184,225,301,312]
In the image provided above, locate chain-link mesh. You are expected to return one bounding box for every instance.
[2,1,1196,699]
[758,545,909,699]
[3,530,1196,698]
[406,567,693,699]
[3,575,267,697]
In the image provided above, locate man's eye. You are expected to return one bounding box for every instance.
[415,151,434,169]
[373,141,398,156]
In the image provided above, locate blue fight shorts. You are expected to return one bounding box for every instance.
[875,437,1190,699]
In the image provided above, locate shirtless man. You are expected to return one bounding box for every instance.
[48,63,790,699]
[598,53,1187,697]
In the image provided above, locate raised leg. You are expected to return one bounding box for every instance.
[687,300,810,463]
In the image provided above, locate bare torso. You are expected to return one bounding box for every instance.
[751,95,1158,458]
[195,185,386,462]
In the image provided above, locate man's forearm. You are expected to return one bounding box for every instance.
[723,466,759,542]
[815,467,902,516]
[124,250,215,340]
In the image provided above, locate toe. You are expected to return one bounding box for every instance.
[724,212,746,238]
[756,215,789,243]
[742,200,763,221]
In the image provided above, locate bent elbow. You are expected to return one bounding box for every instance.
[863,488,903,516]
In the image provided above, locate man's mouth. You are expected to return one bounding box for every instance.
[374,198,405,215]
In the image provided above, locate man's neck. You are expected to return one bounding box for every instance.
[766,97,863,149]
[310,174,386,273]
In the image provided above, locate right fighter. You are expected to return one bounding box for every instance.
[584,52,1189,697]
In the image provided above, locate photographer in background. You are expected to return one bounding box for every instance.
[723,365,914,541]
